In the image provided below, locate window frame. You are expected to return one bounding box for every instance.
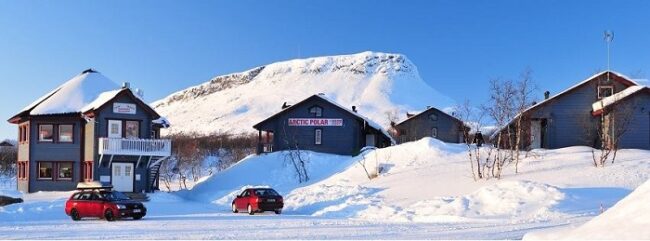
[315,128,322,145]
[125,120,140,139]
[431,127,438,138]
[38,124,55,143]
[57,162,74,181]
[83,161,94,182]
[37,162,54,180]
[58,124,74,143]
[309,106,323,117]
[598,85,614,99]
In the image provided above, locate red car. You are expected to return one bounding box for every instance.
[64,190,146,221]
[232,188,283,215]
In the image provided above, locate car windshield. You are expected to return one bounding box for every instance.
[100,191,131,201]
[255,189,279,196]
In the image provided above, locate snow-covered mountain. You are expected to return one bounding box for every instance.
[152,51,455,135]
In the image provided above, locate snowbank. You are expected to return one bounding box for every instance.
[183,137,648,225]
[524,179,650,240]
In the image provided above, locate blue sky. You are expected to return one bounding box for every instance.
[1,0,650,139]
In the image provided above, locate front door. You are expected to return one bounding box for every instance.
[108,120,123,138]
[530,120,542,149]
[112,163,134,192]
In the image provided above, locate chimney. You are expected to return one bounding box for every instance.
[544,91,550,100]
[135,88,144,98]
[282,102,291,109]
[122,82,130,89]
[352,106,357,113]
[426,106,431,109]
[406,112,414,118]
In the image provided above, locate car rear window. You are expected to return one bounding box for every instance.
[71,193,81,200]
[255,189,279,196]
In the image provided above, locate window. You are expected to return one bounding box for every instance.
[38,125,54,142]
[38,162,53,180]
[315,129,322,145]
[114,165,122,177]
[309,106,323,117]
[125,121,140,139]
[58,125,73,143]
[598,86,614,99]
[71,193,82,200]
[429,113,438,121]
[431,128,438,138]
[18,161,28,180]
[18,125,29,143]
[83,161,93,181]
[58,162,73,180]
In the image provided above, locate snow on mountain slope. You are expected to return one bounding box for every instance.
[152,51,455,135]
[524,179,650,240]
[184,138,649,225]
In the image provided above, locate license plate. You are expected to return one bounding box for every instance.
[133,209,141,213]
[267,199,275,202]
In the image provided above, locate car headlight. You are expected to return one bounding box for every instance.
[116,204,127,209]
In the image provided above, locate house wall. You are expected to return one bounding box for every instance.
[256,98,365,156]
[615,93,650,149]
[528,78,629,149]
[17,121,30,193]
[395,108,464,144]
[92,93,156,193]
[27,115,84,192]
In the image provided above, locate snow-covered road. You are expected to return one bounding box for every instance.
[0,211,584,240]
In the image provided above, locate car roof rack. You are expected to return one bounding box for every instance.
[76,181,113,191]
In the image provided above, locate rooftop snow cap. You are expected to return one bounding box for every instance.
[24,69,120,115]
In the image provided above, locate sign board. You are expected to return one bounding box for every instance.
[288,118,343,127]
[113,103,136,114]
[100,175,111,183]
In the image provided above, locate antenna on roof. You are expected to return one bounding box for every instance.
[604,30,614,81]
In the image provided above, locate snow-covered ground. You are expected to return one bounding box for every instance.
[1,138,648,239]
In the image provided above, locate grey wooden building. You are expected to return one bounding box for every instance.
[8,69,171,193]
[392,107,468,144]
[493,71,650,150]
[253,94,393,156]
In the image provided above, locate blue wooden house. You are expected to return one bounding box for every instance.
[253,94,393,156]
[9,69,171,193]
[493,71,650,150]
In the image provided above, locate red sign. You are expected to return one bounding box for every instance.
[288,118,343,127]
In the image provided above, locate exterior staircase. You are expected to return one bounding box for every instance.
[148,160,163,192]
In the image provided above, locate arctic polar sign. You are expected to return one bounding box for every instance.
[288,118,343,127]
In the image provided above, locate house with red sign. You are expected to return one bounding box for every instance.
[253,94,393,156]
[8,69,172,193]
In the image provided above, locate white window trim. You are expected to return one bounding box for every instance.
[315,129,322,145]
[598,86,614,99]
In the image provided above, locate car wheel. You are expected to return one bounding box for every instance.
[247,204,254,215]
[70,209,81,221]
[274,209,282,215]
[232,203,238,213]
[133,215,143,220]
[104,210,116,222]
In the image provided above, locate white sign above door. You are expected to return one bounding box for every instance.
[113,103,136,114]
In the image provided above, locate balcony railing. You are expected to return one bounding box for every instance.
[98,138,171,157]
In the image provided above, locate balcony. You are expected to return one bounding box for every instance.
[98,138,171,157]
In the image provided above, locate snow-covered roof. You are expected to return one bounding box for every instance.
[21,69,121,115]
[592,86,648,112]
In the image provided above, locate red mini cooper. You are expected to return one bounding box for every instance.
[65,190,146,221]
[232,188,284,215]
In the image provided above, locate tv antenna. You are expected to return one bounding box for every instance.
[604,30,614,80]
